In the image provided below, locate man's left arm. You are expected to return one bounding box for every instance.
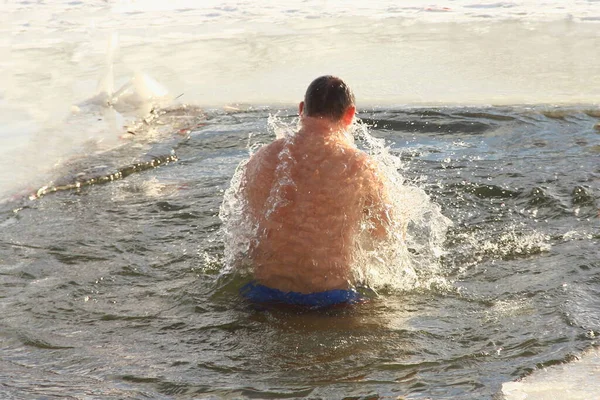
[361,158,394,240]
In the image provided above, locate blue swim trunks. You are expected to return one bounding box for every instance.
[240,281,363,308]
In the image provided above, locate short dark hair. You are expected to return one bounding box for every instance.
[303,75,355,121]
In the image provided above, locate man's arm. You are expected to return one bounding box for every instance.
[242,139,285,218]
[362,157,394,240]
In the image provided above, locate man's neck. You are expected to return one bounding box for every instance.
[298,116,352,143]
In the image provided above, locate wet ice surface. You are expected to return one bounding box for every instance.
[3,0,600,194]
[503,348,600,400]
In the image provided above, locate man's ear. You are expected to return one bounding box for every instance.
[342,106,356,126]
[299,101,304,116]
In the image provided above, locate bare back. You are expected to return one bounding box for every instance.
[242,128,388,293]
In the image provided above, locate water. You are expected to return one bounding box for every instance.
[1,1,600,399]
[1,105,598,399]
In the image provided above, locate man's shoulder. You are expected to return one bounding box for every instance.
[245,138,285,176]
[348,152,387,187]
[343,148,376,172]
[253,138,285,158]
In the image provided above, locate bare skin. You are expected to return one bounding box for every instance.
[241,103,391,293]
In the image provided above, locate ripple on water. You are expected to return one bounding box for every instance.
[0,106,598,399]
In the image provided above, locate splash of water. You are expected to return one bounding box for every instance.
[219,116,453,292]
[219,159,252,275]
[218,114,299,275]
[351,120,453,291]
[82,33,170,113]
[0,31,175,201]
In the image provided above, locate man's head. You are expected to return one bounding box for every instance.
[299,76,356,127]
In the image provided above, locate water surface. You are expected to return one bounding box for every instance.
[1,106,598,399]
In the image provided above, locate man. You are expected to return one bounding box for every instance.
[239,76,392,307]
